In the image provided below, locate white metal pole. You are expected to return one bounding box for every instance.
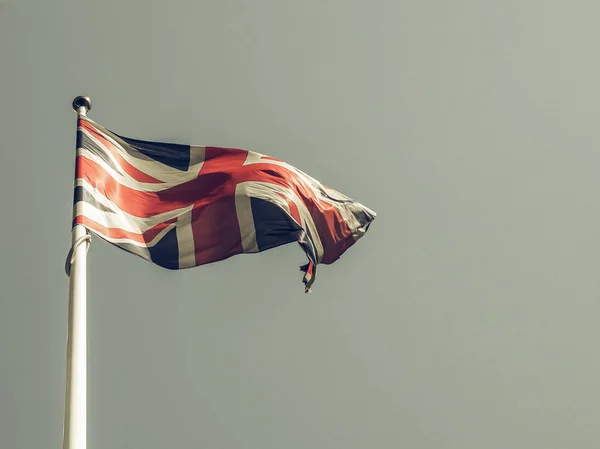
[63,96,92,449]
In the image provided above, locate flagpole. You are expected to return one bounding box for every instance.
[63,96,92,449]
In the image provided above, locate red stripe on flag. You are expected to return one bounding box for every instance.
[76,155,219,217]
[275,192,302,225]
[74,216,176,244]
[191,147,249,265]
[79,119,163,184]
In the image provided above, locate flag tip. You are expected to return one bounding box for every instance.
[72,96,92,114]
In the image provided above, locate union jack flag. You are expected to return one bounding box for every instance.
[74,117,376,292]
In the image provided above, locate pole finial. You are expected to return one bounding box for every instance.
[72,96,92,115]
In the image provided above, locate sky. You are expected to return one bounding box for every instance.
[2,0,600,448]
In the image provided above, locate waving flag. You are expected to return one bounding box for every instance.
[74,117,376,291]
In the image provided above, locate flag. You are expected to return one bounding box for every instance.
[74,117,376,292]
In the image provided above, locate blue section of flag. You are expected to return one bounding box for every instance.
[119,136,191,171]
[251,197,303,252]
[149,227,180,269]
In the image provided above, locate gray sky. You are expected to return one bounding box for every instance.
[2,0,600,448]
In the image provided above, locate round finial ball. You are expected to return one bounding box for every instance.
[72,96,92,113]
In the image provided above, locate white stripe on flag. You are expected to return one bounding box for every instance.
[175,206,196,268]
